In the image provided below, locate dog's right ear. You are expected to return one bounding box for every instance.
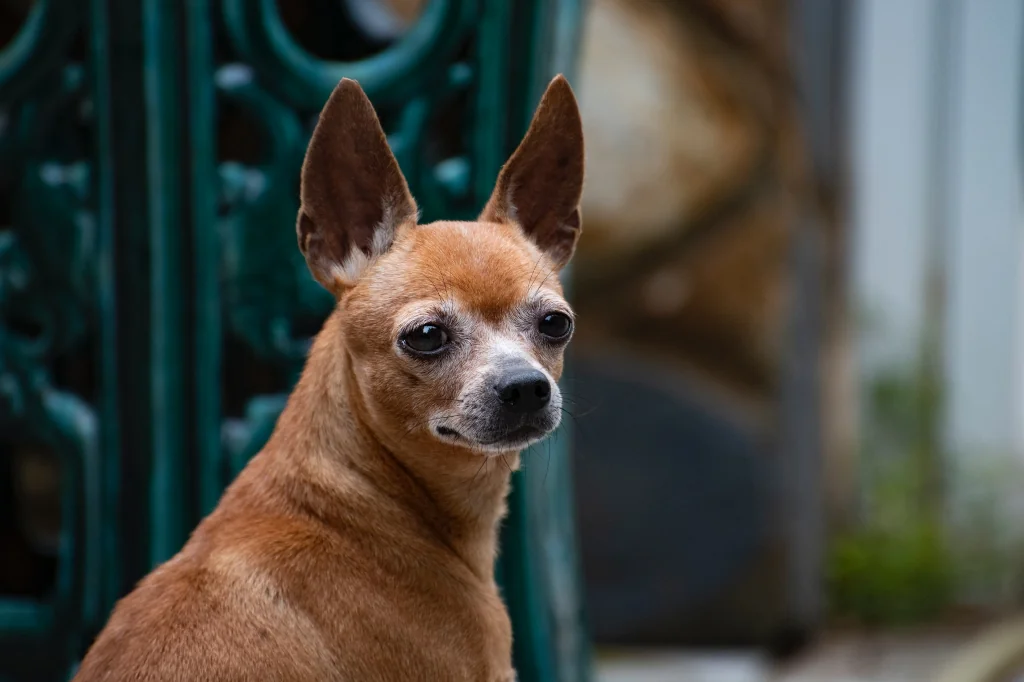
[479,75,584,270]
[297,78,418,295]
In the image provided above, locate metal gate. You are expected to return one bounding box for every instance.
[0,1,590,679]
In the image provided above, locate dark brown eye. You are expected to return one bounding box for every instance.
[538,312,572,340]
[401,324,450,355]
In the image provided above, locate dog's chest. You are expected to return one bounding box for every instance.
[311,557,514,680]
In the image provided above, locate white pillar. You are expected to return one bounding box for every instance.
[944,0,1024,462]
[851,0,938,373]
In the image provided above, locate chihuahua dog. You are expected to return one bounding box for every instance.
[73,74,583,681]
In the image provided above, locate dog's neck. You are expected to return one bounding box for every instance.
[265,312,515,580]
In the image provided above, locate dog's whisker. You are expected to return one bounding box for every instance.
[543,433,553,485]
[398,413,467,441]
[437,270,452,303]
[426,274,447,307]
[525,252,544,295]
[559,397,598,417]
[531,264,558,298]
[559,395,595,409]
[426,413,467,422]
[558,406,592,441]
[466,455,491,489]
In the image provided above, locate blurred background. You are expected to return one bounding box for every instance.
[1,0,1023,680]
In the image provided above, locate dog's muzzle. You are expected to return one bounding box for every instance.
[435,363,561,451]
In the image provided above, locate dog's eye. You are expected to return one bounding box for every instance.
[538,312,572,340]
[401,324,450,355]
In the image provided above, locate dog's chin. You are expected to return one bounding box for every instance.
[434,422,557,454]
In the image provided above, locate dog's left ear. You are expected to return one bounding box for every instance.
[480,75,584,270]
[298,78,418,295]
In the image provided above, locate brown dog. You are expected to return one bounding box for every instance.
[73,74,584,681]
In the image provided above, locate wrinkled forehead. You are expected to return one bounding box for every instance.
[364,221,565,320]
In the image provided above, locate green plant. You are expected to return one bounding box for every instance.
[827,364,1024,626]
[826,366,953,626]
[948,457,1024,608]
[827,458,954,626]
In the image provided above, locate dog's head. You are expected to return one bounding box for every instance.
[297,76,583,455]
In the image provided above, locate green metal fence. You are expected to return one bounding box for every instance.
[0,1,590,679]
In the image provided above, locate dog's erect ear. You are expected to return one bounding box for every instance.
[480,75,584,270]
[298,78,418,293]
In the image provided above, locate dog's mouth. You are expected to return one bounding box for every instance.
[434,423,551,451]
[480,424,547,447]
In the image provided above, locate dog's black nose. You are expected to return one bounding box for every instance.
[495,369,551,414]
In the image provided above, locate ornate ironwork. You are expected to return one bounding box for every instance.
[0,1,589,679]
[0,2,108,678]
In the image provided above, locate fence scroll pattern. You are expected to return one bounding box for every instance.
[0,1,589,680]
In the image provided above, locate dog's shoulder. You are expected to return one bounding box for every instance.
[73,530,338,681]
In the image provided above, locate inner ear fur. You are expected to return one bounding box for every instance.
[297,78,418,294]
[480,75,584,269]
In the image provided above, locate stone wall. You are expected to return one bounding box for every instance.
[570,0,845,645]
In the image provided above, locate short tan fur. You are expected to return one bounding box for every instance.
[74,74,584,681]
